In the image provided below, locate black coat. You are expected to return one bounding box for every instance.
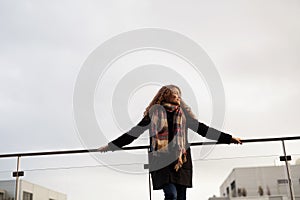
[108,108,232,190]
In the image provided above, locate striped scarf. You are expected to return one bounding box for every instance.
[149,102,187,172]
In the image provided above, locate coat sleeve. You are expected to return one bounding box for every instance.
[108,115,151,150]
[186,113,232,144]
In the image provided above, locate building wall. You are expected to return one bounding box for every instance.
[20,180,67,200]
[219,165,300,198]
[209,196,289,200]
[0,180,16,199]
[208,197,229,200]
[0,180,67,200]
[0,189,8,200]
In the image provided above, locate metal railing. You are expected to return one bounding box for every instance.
[1,136,300,200]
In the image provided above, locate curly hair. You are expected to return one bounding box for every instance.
[143,84,197,119]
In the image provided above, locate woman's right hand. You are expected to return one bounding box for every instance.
[98,145,110,153]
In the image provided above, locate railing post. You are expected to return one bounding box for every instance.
[281,140,294,200]
[147,148,152,200]
[15,156,20,200]
[148,171,152,200]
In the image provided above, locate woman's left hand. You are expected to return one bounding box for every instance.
[231,137,242,144]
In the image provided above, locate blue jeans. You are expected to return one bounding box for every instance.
[162,183,187,200]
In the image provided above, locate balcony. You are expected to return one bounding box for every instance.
[0,136,299,200]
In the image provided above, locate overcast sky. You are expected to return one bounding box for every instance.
[1,0,300,200]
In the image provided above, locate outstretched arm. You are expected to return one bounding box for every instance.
[187,116,242,144]
[98,116,151,152]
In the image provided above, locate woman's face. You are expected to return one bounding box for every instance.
[166,87,181,105]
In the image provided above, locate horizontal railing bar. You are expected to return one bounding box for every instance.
[0,136,299,158]
[191,135,300,146]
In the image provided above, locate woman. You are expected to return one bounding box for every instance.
[99,84,242,200]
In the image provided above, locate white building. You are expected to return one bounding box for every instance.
[209,164,300,200]
[0,180,67,200]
